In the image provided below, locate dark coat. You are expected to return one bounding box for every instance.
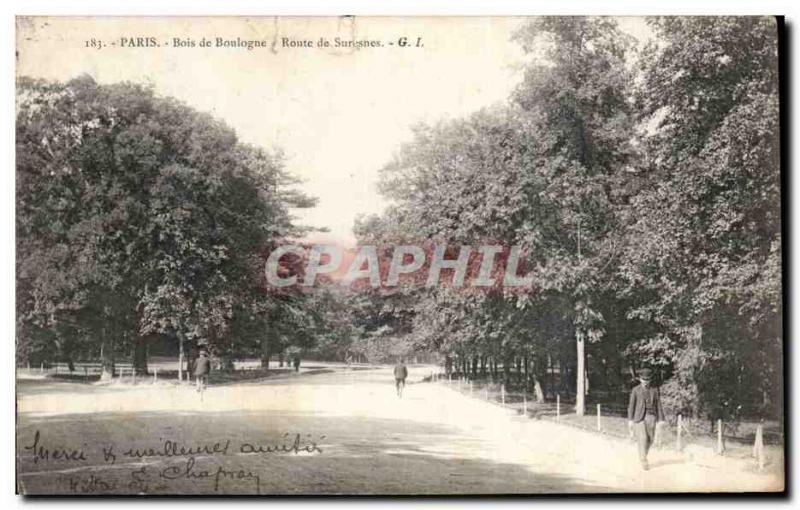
[628,384,665,422]
[194,356,211,376]
[393,364,408,379]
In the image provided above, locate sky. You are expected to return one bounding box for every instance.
[17,16,650,247]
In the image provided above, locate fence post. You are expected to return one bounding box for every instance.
[717,418,724,455]
[556,394,560,422]
[501,384,506,405]
[596,404,601,431]
[677,414,682,451]
[754,423,765,470]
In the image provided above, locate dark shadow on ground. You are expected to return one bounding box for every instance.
[15,367,361,396]
[17,410,607,495]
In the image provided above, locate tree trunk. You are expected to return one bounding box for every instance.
[524,355,530,391]
[531,356,546,403]
[533,377,545,403]
[178,332,185,382]
[100,337,115,381]
[133,338,148,375]
[576,330,586,416]
[260,336,271,370]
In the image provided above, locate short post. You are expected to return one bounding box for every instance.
[27,362,30,370]
[596,404,602,431]
[754,423,765,470]
[522,395,527,417]
[501,384,506,405]
[717,418,724,455]
[484,387,489,401]
[448,374,451,384]
[84,366,88,381]
[55,364,58,375]
[154,368,158,383]
[40,363,44,372]
[677,414,683,451]
[132,367,136,385]
[556,394,560,422]
[469,380,473,396]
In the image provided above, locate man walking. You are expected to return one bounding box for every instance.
[627,367,665,471]
[393,359,408,398]
[194,349,211,393]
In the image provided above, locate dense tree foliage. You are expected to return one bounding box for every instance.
[348,17,781,421]
[622,17,781,418]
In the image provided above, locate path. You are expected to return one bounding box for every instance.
[16,365,783,494]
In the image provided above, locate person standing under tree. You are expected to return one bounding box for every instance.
[627,367,665,471]
[194,349,211,393]
[393,359,408,398]
[293,355,301,372]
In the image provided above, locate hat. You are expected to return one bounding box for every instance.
[638,368,653,380]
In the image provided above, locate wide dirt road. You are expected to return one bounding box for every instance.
[16,365,783,495]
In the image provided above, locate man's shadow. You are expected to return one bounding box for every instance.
[649,458,685,469]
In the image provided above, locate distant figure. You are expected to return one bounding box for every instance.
[194,350,211,393]
[393,359,408,398]
[628,367,665,471]
[293,356,301,372]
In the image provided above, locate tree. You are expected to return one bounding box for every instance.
[622,17,781,418]
[16,76,316,378]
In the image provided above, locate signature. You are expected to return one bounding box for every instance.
[159,457,261,493]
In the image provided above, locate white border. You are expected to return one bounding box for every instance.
[3,2,797,509]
